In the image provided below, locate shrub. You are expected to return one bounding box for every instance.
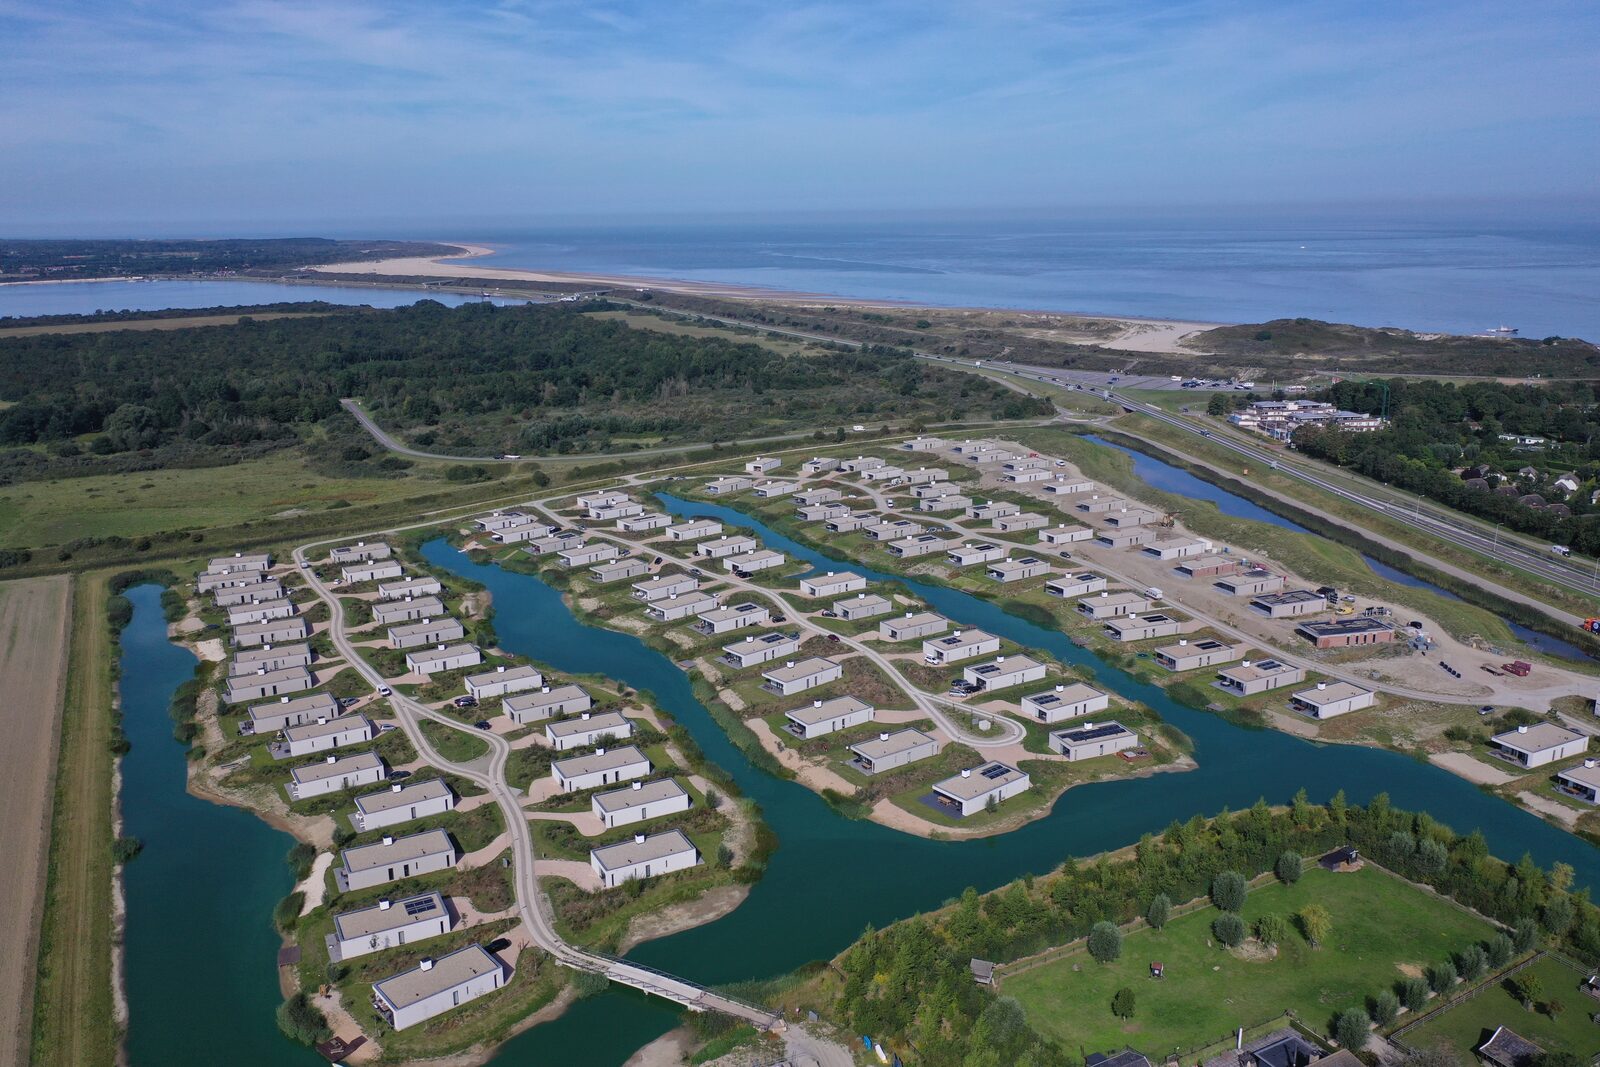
[1369,989,1400,1026]
[1211,870,1247,913]
[286,842,317,881]
[1514,972,1542,1010]
[1399,976,1430,1012]
[111,836,143,864]
[276,993,330,1044]
[1276,850,1303,885]
[1333,1007,1370,1050]
[1212,913,1246,947]
[573,970,612,998]
[1087,921,1122,963]
[274,892,305,932]
[1255,913,1289,947]
[1146,893,1171,931]
[1298,903,1332,947]
[1111,987,1136,1019]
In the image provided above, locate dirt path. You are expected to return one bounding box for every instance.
[0,576,73,1067]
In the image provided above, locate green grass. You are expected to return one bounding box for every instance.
[1005,866,1496,1056]
[419,719,490,763]
[1402,955,1600,1059]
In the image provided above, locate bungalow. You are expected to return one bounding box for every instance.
[224,665,313,704]
[372,596,446,626]
[646,591,719,621]
[667,518,723,542]
[752,480,798,498]
[745,456,783,475]
[918,494,972,512]
[794,487,843,506]
[341,560,405,584]
[1004,467,1054,484]
[1051,721,1139,761]
[849,729,940,774]
[761,657,843,696]
[546,711,634,752]
[1095,527,1156,549]
[1154,638,1242,672]
[1143,536,1212,561]
[576,490,630,511]
[404,644,482,675]
[378,576,443,601]
[923,628,1001,664]
[287,752,386,801]
[372,944,503,1031]
[213,578,284,607]
[1250,590,1327,618]
[1043,479,1095,496]
[859,465,906,483]
[524,531,583,555]
[632,573,699,602]
[964,654,1047,691]
[489,520,555,545]
[948,542,1008,567]
[994,513,1049,534]
[987,557,1050,583]
[1104,508,1160,528]
[1076,591,1150,619]
[556,542,620,568]
[228,643,311,676]
[798,571,867,598]
[694,602,771,635]
[1215,569,1285,597]
[618,512,672,533]
[696,535,758,559]
[888,533,956,558]
[899,436,945,452]
[352,779,455,833]
[1046,572,1108,599]
[464,664,544,701]
[1022,683,1109,724]
[1215,659,1307,696]
[867,519,922,541]
[967,501,1021,521]
[838,455,886,473]
[1290,681,1376,720]
[900,467,948,485]
[785,695,875,739]
[389,617,466,650]
[722,632,802,669]
[275,715,375,760]
[725,549,786,574]
[703,475,753,496]
[1039,524,1095,545]
[880,611,948,642]
[504,684,592,725]
[826,512,876,533]
[1075,496,1126,514]
[590,501,645,521]
[1555,760,1600,804]
[800,457,840,475]
[550,745,650,793]
[233,617,310,648]
[227,598,297,627]
[797,503,851,523]
[1003,457,1048,471]
[1295,618,1396,649]
[328,891,451,963]
[335,829,457,892]
[246,692,340,735]
[1176,555,1241,579]
[836,593,893,621]
[196,569,257,593]
[208,552,272,575]
[932,763,1031,817]
[592,778,693,829]
[330,541,391,564]
[949,439,1001,455]
[1103,613,1184,642]
[590,558,649,583]
[590,829,701,889]
[1490,722,1588,768]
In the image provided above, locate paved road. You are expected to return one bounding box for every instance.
[292,540,781,1027]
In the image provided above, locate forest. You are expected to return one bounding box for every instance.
[0,300,1046,482]
[0,238,454,281]
[1290,379,1600,551]
[831,793,1593,1067]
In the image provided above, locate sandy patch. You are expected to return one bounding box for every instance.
[623,1027,697,1067]
[537,859,601,891]
[298,852,334,916]
[1429,751,1517,786]
[194,637,225,662]
[619,885,750,953]
[1519,791,1580,828]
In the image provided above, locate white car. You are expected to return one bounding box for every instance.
[378,685,393,696]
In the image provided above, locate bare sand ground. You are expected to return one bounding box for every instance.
[1428,751,1517,785]
[0,576,73,1067]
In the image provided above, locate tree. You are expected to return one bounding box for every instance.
[1427,960,1458,994]
[1369,989,1400,1026]
[1087,921,1122,963]
[1486,933,1515,969]
[1212,871,1247,913]
[1416,838,1449,875]
[1542,894,1575,939]
[276,993,331,1044]
[1545,997,1565,1021]
[1112,987,1136,1019]
[1456,944,1488,981]
[1513,972,1543,1010]
[1333,1007,1369,1051]
[1207,393,1230,416]
[1513,918,1540,955]
[1277,850,1303,885]
[1213,913,1246,947]
[1255,913,1289,947]
[1399,976,1430,1012]
[1146,894,1171,931]
[103,403,163,452]
[1299,904,1332,947]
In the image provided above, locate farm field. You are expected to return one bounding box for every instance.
[1005,865,1496,1056]
[1401,954,1600,1060]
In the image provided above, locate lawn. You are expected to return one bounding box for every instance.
[1005,866,1496,1057]
[1402,955,1600,1060]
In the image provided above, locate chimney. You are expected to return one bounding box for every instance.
[857,593,865,600]
[325,755,336,764]
[953,629,963,638]
[382,835,394,846]
[879,732,890,741]
[632,780,642,790]
[596,747,606,755]
[1100,591,1108,598]
[378,899,391,910]
[497,665,506,674]
[1055,684,1065,692]
[996,655,1006,663]
[785,660,795,667]
[1517,724,1529,734]
[1316,682,1327,691]
[1242,660,1253,668]
[1179,639,1188,647]
[960,769,971,778]
[419,958,434,972]
[580,712,591,721]
[634,833,647,844]
[315,717,327,726]
[813,699,823,708]
[1586,759,1598,769]
[905,611,913,618]
[540,686,550,693]
[280,696,289,703]
[391,783,402,792]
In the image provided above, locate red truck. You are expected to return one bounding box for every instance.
[1502,661,1533,677]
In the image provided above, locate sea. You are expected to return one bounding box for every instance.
[3,215,1599,339]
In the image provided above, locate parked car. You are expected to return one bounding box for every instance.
[474,720,491,731]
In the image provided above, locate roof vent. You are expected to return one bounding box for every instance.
[634,833,647,845]
[1055,684,1065,692]
[497,665,506,674]
[391,783,402,793]
[378,899,391,910]
[419,958,434,971]
[813,699,823,708]
[382,835,394,846]
[1316,682,1327,690]
[325,755,337,764]
[632,780,643,790]
[316,717,328,726]
[1517,724,1529,734]
[580,712,591,721]
[879,732,890,742]
[1179,639,1188,647]
[596,747,606,755]
[1242,660,1253,668]
[960,769,972,778]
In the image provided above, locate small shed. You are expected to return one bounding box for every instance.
[970,958,995,986]
[1321,845,1361,872]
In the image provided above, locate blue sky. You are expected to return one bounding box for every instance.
[3,0,1597,230]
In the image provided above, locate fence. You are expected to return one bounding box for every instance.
[1388,951,1551,1051]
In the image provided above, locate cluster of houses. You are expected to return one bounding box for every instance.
[1456,461,1591,516]
[1226,399,1386,440]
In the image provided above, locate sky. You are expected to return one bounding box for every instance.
[2,0,1598,231]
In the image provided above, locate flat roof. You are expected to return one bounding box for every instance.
[648,591,716,610]
[406,643,478,664]
[466,664,542,687]
[1493,722,1586,754]
[1082,592,1148,606]
[355,778,451,816]
[552,746,649,778]
[785,695,873,726]
[249,691,338,721]
[592,778,690,813]
[1293,682,1373,706]
[838,594,891,611]
[934,762,1028,801]
[925,629,997,648]
[291,751,384,784]
[1296,618,1394,636]
[633,574,697,591]
[969,654,1044,677]
[1025,682,1105,707]
[334,891,447,941]
[1251,590,1325,607]
[389,618,465,638]
[699,603,767,621]
[284,715,372,742]
[803,571,864,588]
[591,828,697,871]
[762,657,839,683]
[547,712,631,738]
[374,943,498,1009]
[1055,721,1134,745]
[505,684,588,710]
[886,611,945,629]
[1156,639,1238,658]
[1217,659,1299,681]
[723,632,799,655]
[342,829,454,874]
[850,728,938,760]
[1557,762,1600,788]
